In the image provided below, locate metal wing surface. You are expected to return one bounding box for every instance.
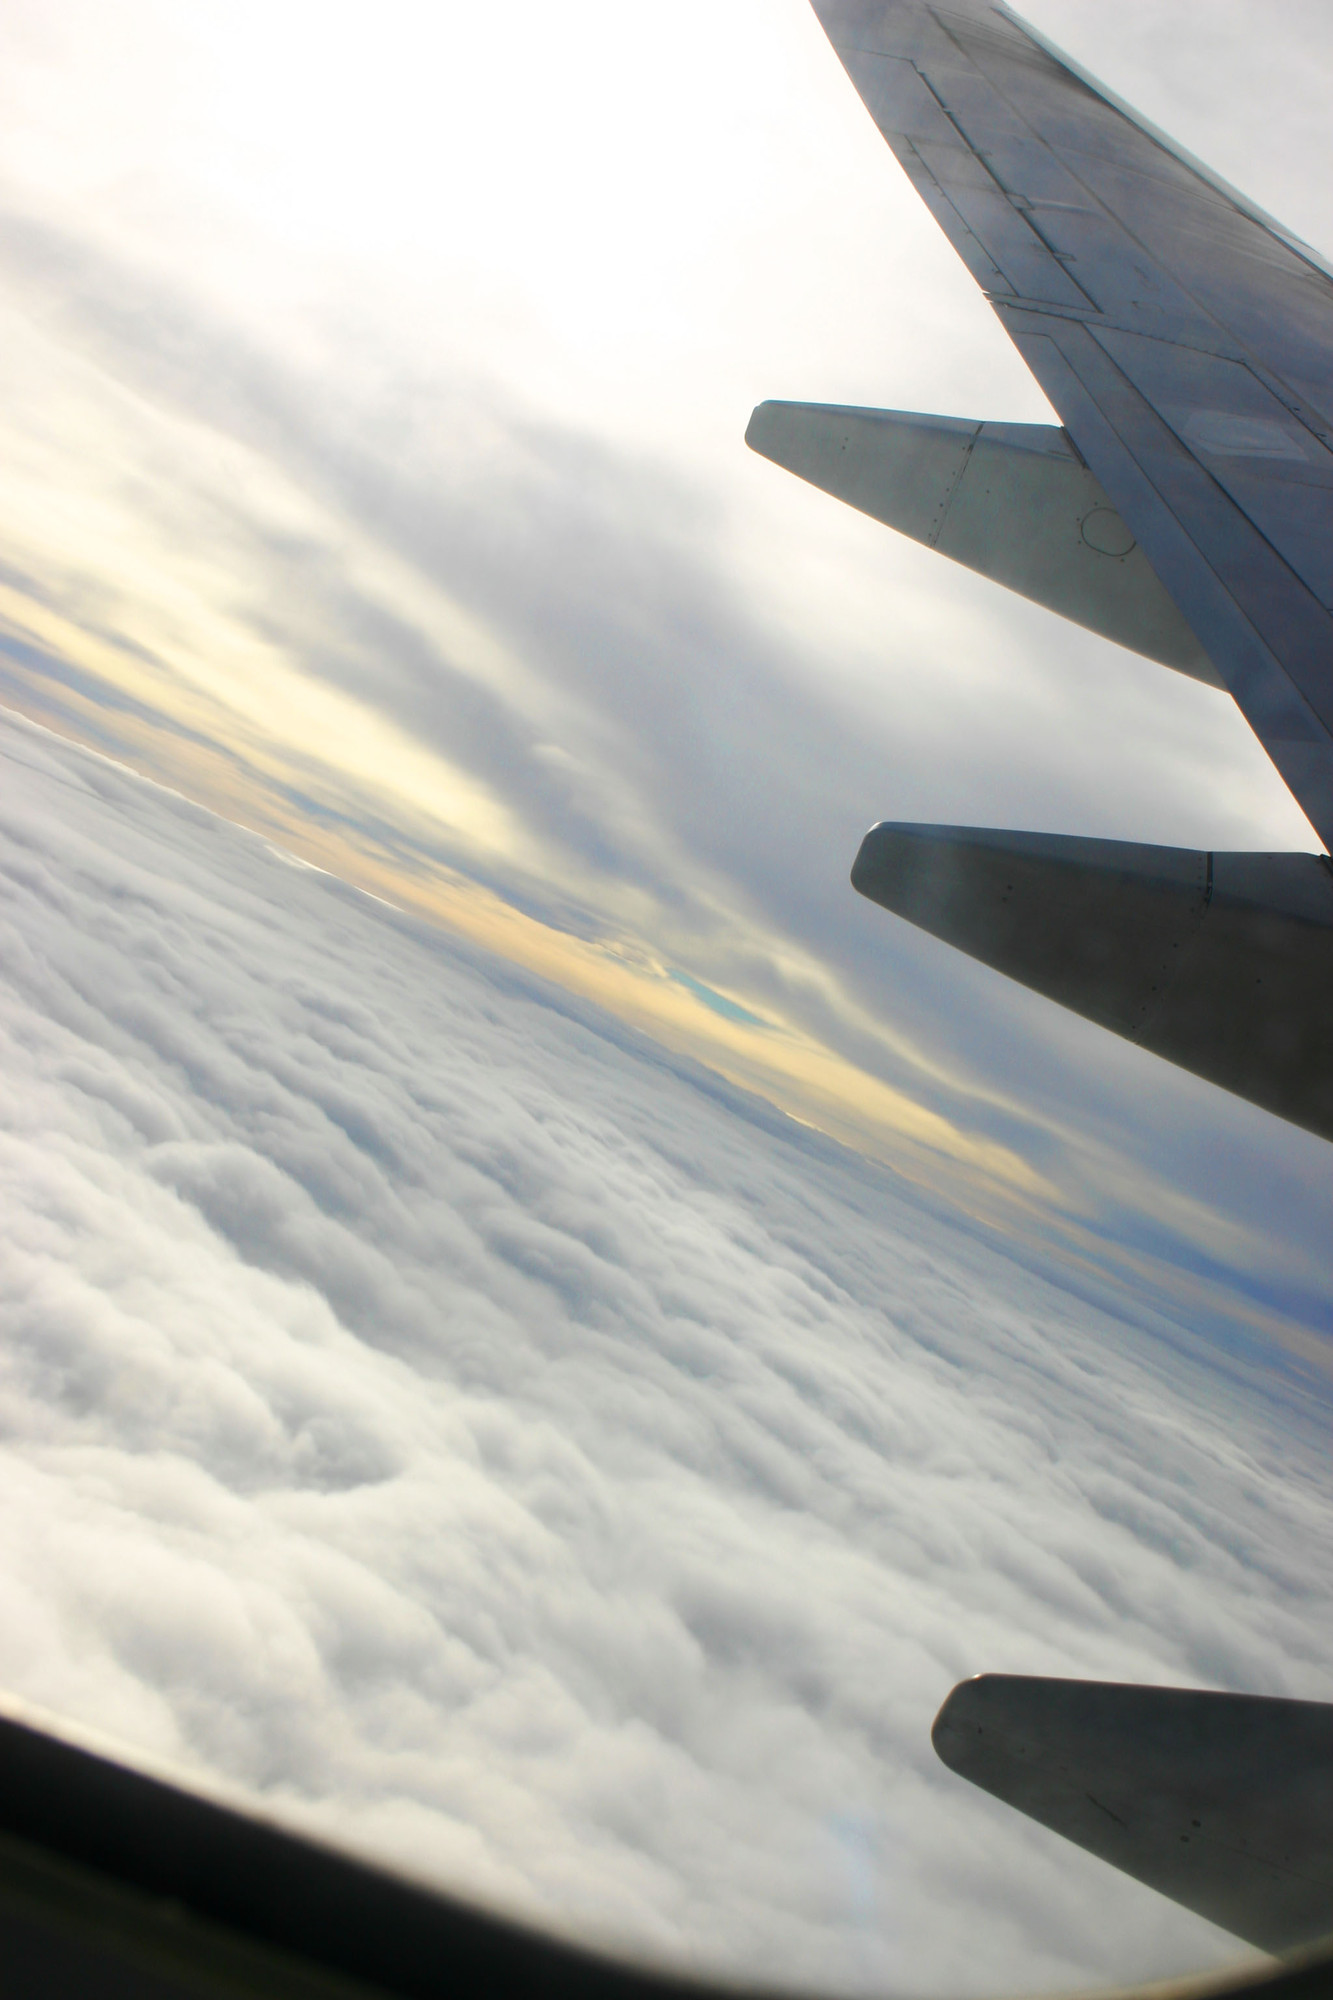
[809,0,1333,853]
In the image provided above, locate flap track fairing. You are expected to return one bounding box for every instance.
[852,823,1333,1139]
[746,401,1219,683]
[933,1675,1333,1954]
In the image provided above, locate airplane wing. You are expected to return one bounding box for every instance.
[933,1677,1333,1955]
[804,0,1333,849]
[748,7,1333,1941]
[747,0,1333,1144]
[850,826,1333,1144]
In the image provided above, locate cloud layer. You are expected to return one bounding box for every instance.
[3,712,1332,1996]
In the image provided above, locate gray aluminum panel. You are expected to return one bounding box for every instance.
[850,823,1333,1141]
[746,400,1217,679]
[810,0,1333,849]
[933,1676,1333,1954]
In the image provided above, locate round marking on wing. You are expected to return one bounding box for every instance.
[1079,505,1137,557]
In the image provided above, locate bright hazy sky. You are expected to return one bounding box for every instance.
[1,3,1332,1989]
[1,0,1331,1339]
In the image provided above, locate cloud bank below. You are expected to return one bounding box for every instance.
[2,712,1331,1996]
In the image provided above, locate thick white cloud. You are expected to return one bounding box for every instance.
[2,710,1331,1996]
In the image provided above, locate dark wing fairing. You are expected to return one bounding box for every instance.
[933,1677,1333,1956]
[852,825,1333,1143]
